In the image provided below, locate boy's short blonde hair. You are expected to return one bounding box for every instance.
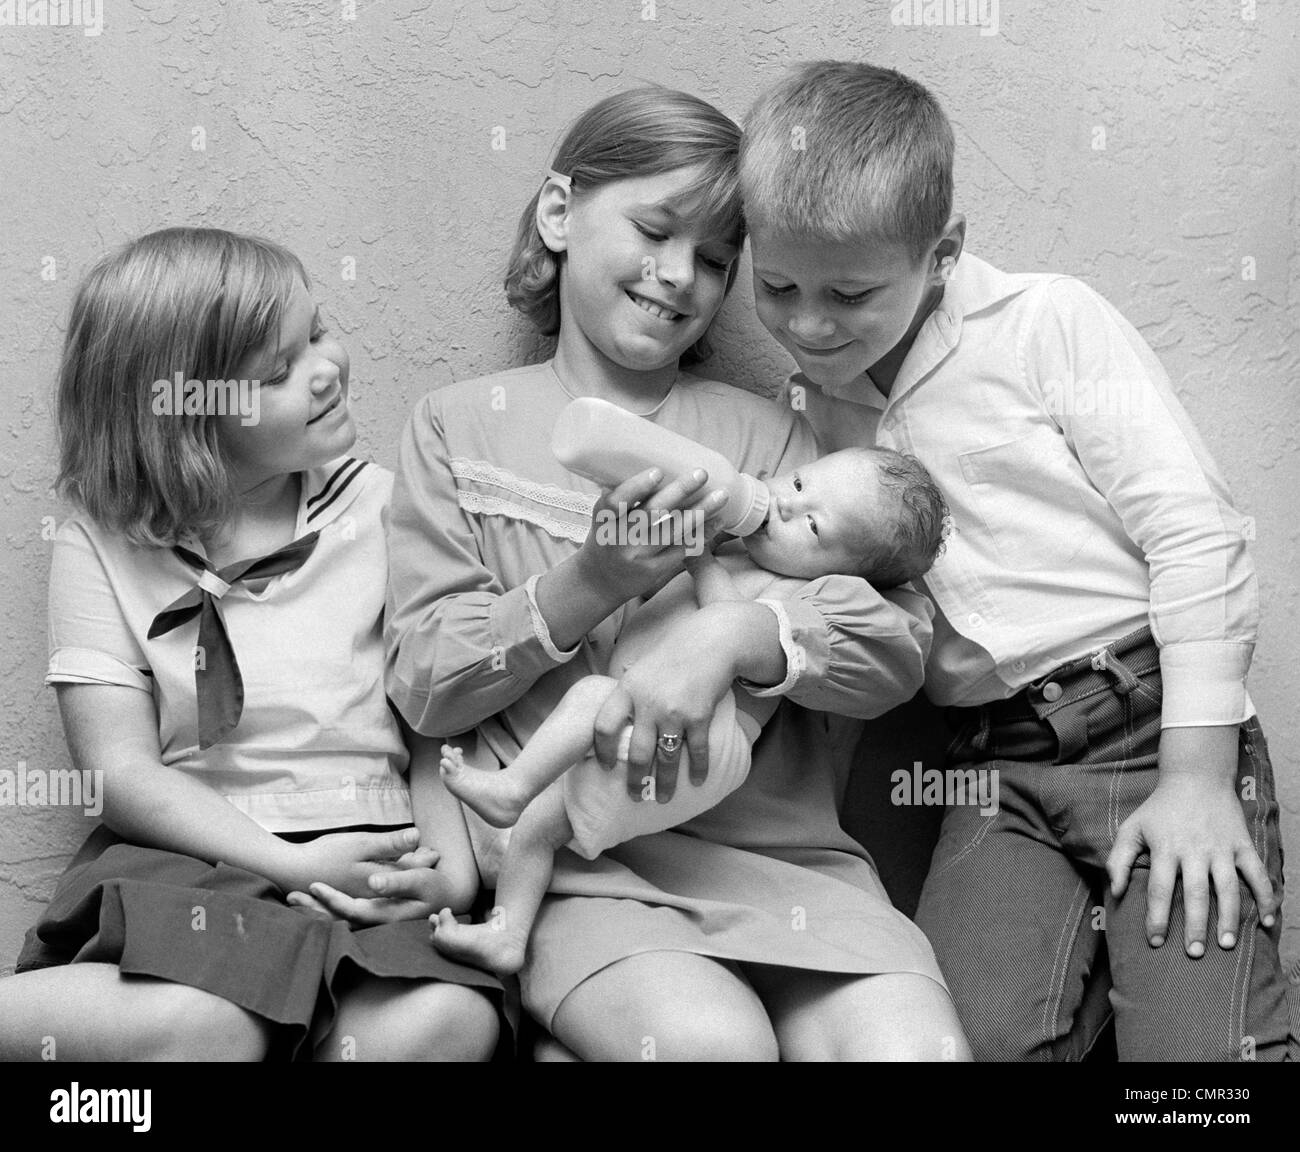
[740,61,954,261]
[56,227,307,547]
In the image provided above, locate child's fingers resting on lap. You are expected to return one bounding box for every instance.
[290,876,442,925]
[392,846,441,870]
[285,889,338,918]
[295,827,420,897]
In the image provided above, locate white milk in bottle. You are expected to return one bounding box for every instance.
[551,397,770,536]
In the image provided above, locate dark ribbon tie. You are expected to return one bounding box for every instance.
[148,531,320,749]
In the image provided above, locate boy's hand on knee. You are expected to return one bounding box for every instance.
[1107,728,1277,957]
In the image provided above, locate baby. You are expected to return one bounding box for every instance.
[432,444,948,974]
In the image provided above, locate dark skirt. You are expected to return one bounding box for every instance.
[15,824,507,1061]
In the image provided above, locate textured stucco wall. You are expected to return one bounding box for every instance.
[1,1,1296,980]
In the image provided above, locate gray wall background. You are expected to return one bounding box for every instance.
[1,1,1296,977]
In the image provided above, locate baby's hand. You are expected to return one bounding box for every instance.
[685,543,742,608]
[683,546,719,577]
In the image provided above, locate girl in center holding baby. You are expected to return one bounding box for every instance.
[432,440,948,977]
[379,87,971,1061]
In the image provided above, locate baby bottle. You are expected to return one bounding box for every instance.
[551,396,771,537]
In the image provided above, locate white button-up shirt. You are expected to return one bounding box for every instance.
[784,253,1257,727]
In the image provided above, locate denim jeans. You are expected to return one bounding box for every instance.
[915,628,1297,1061]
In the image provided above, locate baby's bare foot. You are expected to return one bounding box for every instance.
[430,907,528,976]
[439,745,530,827]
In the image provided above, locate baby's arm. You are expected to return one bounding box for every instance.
[685,548,743,607]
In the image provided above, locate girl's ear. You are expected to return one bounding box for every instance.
[535,178,572,254]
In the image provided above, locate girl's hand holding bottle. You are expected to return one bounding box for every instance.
[571,466,729,606]
[535,465,728,656]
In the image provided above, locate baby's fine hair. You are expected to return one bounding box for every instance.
[853,447,948,590]
[740,61,954,261]
[56,227,308,547]
[505,86,744,364]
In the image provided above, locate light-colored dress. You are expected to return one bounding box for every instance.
[386,361,947,1026]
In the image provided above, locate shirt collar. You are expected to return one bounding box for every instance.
[300,456,372,533]
[788,252,1028,408]
[173,458,369,557]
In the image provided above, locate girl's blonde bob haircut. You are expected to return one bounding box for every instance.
[504,86,745,365]
[56,227,308,547]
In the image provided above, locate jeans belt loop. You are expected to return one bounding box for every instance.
[1091,646,1142,695]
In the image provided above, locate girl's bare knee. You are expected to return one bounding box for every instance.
[140,982,270,1061]
[847,1026,972,1062]
[647,1006,778,1062]
[0,967,267,1061]
[555,952,778,1061]
[534,1030,583,1061]
[415,985,499,1061]
[328,980,498,1062]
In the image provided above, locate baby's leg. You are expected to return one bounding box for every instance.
[440,674,619,827]
[431,783,573,976]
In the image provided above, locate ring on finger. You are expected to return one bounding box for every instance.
[657,732,682,756]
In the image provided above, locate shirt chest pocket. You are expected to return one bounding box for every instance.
[957,431,1095,572]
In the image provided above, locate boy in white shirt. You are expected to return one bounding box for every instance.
[738,59,1295,1060]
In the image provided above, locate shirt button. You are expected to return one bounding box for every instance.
[967,612,984,629]
[882,415,897,432]
[1012,659,1027,673]
[1042,681,1063,702]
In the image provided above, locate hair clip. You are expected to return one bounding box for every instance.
[546,168,572,190]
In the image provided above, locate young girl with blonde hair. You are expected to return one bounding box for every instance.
[0,227,501,1061]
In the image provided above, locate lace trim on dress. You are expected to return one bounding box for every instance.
[457,491,590,544]
[450,458,596,544]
